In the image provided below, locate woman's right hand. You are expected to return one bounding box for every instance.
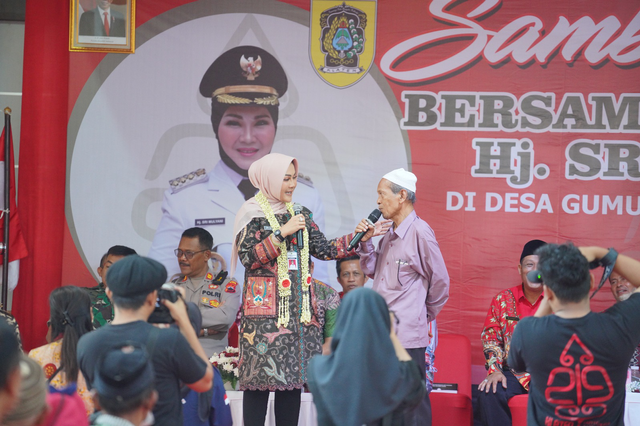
[279,214,306,237]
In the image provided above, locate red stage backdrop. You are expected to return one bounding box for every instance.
[15,0,640,376]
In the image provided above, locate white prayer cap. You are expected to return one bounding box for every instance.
[382,168,417,193]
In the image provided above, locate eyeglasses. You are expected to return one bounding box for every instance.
[174,249,207,260]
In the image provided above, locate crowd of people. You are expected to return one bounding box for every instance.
[1,154,639,426]
[2,42,640,426]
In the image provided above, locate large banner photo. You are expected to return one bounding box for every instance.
[62,0,640,372]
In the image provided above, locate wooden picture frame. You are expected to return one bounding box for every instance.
[70,0,135,53]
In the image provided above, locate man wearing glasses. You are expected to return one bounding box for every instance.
[172,227,240,356]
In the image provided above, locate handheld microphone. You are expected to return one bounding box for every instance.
[293,203,304,249]
[348,209,382,251]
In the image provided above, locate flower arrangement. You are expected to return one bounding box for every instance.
[210,347,239,390]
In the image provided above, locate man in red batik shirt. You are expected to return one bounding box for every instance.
[477,239,547,426]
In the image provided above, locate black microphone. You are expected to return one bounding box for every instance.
[348,209,382,251]
[293,203,304,249]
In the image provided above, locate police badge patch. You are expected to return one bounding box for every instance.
[310,0,377,88]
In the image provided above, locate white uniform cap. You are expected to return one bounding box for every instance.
[382,168,417,193]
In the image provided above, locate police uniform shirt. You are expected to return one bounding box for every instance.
[172,266,241,356]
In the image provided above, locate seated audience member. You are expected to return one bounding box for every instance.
[308,288,425,426]
[0,308,21,350]
[29,286,94,415]
[89,343,157,426]
[508,244,640,425]
[171,227,240,357]
[335,255,368,298]
[310,261,341,355]
[609,271,640,367]
[0,319,22,423]
[43,392,89,426]
[3,357,48,426]
[77,255,213,426]
[181,368,232,426]
[477,239,546,426]
[86,245,137,329]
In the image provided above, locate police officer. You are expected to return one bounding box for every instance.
[148,45,326,283]
[171,227,240,357]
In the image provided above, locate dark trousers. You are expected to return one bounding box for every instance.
[477,369,527,426]
[405,347,432,426]
[243,388,302,426]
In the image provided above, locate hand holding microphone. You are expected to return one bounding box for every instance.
[348,209,382,251]
[293,203,304,249]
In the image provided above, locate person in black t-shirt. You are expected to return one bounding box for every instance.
[78,255,213,426]
[509,244,640,426]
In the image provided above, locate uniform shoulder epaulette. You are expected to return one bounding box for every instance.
[169,168,208,194]
[169,273,186,283]
[213,270,228,284]
[297,173,314,187]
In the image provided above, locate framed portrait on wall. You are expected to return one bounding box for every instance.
[69,0,135,53]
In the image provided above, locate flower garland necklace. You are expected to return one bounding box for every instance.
[255,191,312,327]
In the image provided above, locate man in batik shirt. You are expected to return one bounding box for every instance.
[609,270,640,368]
[477,239,547,426]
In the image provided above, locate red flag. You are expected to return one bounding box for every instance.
[0,126,28,290]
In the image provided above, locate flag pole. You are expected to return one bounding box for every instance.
[1,107,11,309]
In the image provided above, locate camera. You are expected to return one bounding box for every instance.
[148,283,181,324]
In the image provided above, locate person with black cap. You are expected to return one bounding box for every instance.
[477,239,547,426]
[89,343,157,426]
[148,45,326,283]
[508,244,640,425]
[77,255,213,426]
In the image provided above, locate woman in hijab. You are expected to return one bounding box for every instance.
[232,153,354,426]
[29,286,94,416]
[149,45,326,281]
[308,288,426,426]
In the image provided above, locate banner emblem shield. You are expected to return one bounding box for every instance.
[310,0,377,88]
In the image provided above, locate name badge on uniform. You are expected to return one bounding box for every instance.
[287,251,298,270]
[195,218,225,226]
[264,226,272,231]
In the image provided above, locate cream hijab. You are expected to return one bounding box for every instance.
[230,153,298,276]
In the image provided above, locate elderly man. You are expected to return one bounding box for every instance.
[509,244,640,425]
[336,255,368,298]
[172,227,240,357]
[354,168,450,426]
[477,239,547,426]
[610,271,640,368]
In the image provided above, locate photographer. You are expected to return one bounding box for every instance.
[77,255,213,426]
[508,244,640,425]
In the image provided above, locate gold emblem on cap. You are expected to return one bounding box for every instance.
[240,55,262,80]
[213,85,280,106]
